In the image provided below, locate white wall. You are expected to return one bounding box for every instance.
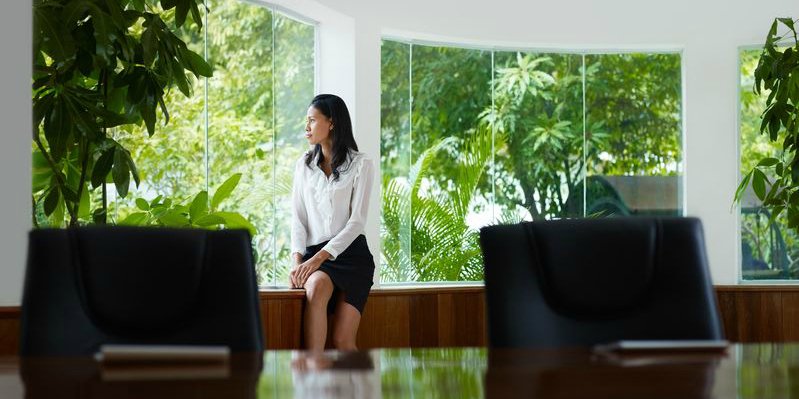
[3,1,798,305]
[0,0,32,306]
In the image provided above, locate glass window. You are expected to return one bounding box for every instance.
[381,42,492,283]
[491,52,585,222]
[584,53,683,218]
[739,48,797,281]
[381,41,683,283]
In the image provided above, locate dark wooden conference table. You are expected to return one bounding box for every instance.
[0,343,796,398]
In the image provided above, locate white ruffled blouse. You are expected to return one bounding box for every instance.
[291,150,375,261]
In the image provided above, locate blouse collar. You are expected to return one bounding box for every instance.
[310,149,361,174]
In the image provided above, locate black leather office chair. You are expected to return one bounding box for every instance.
[20,227,264,356]
[480,217,724,348]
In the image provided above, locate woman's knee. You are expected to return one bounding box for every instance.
[331,332,357,351]
[304,273,333,306]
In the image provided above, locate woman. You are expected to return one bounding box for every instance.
[290,94,375,351]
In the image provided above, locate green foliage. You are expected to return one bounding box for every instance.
[737,19,799,280]
[381,41,683,282]
[31,0,313,285]
[118,173,256,236]
[481,52,597,220]
[32,0,212,227]
[382,129,496,281]
[736,18,799,233]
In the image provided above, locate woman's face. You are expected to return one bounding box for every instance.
[305,106,333,146]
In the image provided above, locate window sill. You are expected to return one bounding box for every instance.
[257,283,485,299]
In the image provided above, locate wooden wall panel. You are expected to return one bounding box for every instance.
[0,308,20,356]
[436,293,454,346]
[714,286,799,343]
[730,292,782,342]
[408,294,439,347]
[457,293,486,346]
[781,293,799,341]
[357,295,411,348]
[260,296,304,350]
[2,286,798,355]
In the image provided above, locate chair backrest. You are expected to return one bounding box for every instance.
[480,217,723,348]
[20,227,264,356]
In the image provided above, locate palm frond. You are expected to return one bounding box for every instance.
[410,136,457,198]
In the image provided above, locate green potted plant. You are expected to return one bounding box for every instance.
[735,18,799,232]
[32,0,253,234]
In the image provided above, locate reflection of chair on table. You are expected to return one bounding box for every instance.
[484,349,722,399]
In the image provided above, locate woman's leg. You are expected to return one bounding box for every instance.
[330,291,362,351]
[303,271,334,350]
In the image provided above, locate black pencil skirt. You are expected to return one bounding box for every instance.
[302,234,375,315]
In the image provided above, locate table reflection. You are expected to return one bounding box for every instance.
[737,344,799,399]
[290,351,379,399]
[259,348,486,399]
[20,354,262,399]
[6,344,799,399]
[485,349,724,399]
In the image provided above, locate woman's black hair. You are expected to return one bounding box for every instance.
[304,94,359,181]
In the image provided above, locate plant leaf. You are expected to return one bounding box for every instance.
[141,25,157,67]
[158,210,190,227]
[91,146,115,188]
[189,0,203,30]
[175,0,189,28]
[121,147,140,186]
[43,187,60,216]
[112,147,131,198]
[752,169,768,200]
[135,198,150,211]
[180,47,213,77]
[194,213,225,227]
[190,191,208,220]
[170,60,191,97]
[78,185,90,219]
[43,97,72,163]
[213,211,256,236]
[211,173,241,210]
[757,157,780,167]
[120,212,148,226]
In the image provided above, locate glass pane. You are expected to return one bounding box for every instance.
[584,53,683,218]
[490,52,585,222]
[408,44,492,282]
[273,13,316,286]
[207,0,274,285]
[739,48,797,280]
[380,40,412,282]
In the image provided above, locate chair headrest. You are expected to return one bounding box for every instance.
[524,218,660,320]
[71,227,208,337]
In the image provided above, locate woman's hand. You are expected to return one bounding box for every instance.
[289,253,304,288]
[292,257,323,288]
